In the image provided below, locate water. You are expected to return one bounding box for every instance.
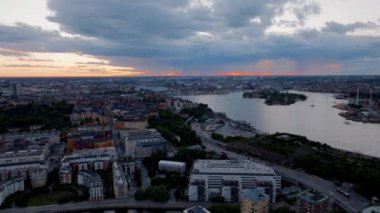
[181,91,380,157]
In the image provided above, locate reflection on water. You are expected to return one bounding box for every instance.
[182,91,380,157]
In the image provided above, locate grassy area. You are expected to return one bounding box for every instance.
[27,191,74,206]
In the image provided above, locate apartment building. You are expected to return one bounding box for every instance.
[188,160,281,203]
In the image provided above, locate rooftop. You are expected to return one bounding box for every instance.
[298,191,330,204]
[241,189,269,202]
[191,160,276,176]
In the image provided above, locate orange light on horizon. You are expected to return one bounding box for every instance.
[214,70,300,76]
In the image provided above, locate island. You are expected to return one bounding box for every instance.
[243,90,307,105]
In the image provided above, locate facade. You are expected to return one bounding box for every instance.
[183,205,211,213]
[124,129,167,159]
[121,161,137,175]
[240,189,270,213]
[71,107,108,125]
[77,170,104,201]
[60,147,117,171]
[67,125,113,151]
[29,167,48,188]
[112,162,128,198]
[297,191,332,213]
[59,166,73,184]
[158,160,186,174]
[114,119,148,130]
[188,160,281,203]
[0,177,24,206]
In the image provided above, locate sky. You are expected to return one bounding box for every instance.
[0,0,379,77]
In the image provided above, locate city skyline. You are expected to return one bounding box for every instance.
[0,0,380,77]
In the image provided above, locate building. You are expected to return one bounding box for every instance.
[67,126,113,151]
[60,147,117,171]
[0,177,24,206]
[240,189,270,213]
[10,83,20,99]
[183,205,211,213]
[113,118,148,130]
[159,160,186,174]
[124,129,167,159]
[0,131,59,181]
[363,206,380,213]
[71,107,108,125]
[29,167,48,188]
[297,191,332,213]
[59,166,73,184]
[112,162,128,198]
[77,170,104,201]
[188,160,281,203]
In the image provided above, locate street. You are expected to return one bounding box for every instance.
[192,123,369,213]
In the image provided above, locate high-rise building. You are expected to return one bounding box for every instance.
[240,189,270,213]
[297,191,332,213]
[10,83,20,98]
[188,160,281,203]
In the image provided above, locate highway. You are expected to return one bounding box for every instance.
[0,198,213,213]
[192,123,369,213]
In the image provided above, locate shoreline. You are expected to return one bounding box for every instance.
[176,92,380,160]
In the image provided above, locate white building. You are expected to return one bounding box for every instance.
[188,160,281,203]
[60,147,117,171]
[112,162,128,198]
[124,129,167,159]
[159,160,186,174]
[0,177,24,206]
[77,170,104,201]
[0,131,59,181]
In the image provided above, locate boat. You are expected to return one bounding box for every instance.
[310,104,315,107]
[344,121,350,125]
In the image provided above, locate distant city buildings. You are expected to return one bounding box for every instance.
[112,162,128,199]
[158,160,186,175]
[124,129,167,160]
[77,170,104,201]
[188,160,281,203]
[0,177,24,206]
[297,191,332,213]
[240,189,270,213]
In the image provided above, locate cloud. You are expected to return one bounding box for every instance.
[323,21,380,34]
[0,0,379,75]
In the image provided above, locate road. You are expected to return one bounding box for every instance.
[192,123,369,213]
[0,198,212,213]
